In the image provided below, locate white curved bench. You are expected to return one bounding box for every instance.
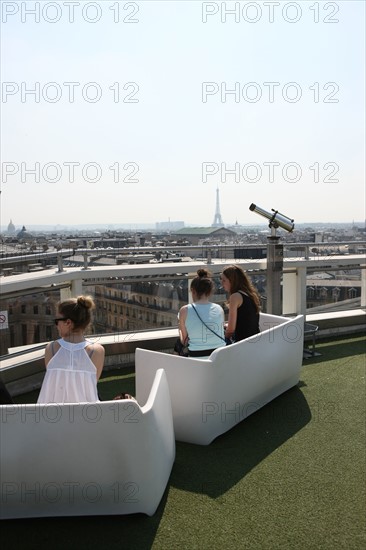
[0,369,175,519]
[135,314,304,445]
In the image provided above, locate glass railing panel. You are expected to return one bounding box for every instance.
[306,267,362,313]
[0,270,269,356]
[1,243,364,355]
[0,288,63,355]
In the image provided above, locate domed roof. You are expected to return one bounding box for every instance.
[17,225,34,241]
[7,219,15,233]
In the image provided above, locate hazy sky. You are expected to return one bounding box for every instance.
[1,0,365,228]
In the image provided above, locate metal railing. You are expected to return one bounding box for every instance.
[1,241,365,273]
[0,242,365,360]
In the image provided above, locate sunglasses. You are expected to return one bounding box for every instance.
[54,318,68,325]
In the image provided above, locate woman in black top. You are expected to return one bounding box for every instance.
[220,265,260,342]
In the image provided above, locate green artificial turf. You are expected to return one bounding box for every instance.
[4,335,366,550]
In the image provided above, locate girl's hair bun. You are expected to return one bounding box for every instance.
[76,295,95,310]
[197,268,209,278]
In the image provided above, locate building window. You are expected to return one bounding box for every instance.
[319,288,328,298]
[21,305,26,314]
[33,305,39,314]
[332,288,340,301]
[307,287,315,298]
[34,324,40,342]
[45,305,51,315]
[348,288,357,299]
[46,326,52,340]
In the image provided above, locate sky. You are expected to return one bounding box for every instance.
[1,0,365,229]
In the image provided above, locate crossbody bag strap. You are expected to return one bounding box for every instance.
[191,304,226,342]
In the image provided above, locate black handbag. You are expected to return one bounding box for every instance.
[173,337,189,357]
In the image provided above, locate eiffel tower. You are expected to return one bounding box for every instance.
[212,187,224,227]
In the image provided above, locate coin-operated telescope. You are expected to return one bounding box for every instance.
[249,203,294,235]
[249,203,295,315]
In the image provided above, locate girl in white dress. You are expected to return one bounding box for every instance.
[37,295,105,404]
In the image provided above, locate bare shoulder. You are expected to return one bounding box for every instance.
[45,341,53,352]
[44,340,60,366]
[45,339,60,353]
[87,342,105,355]
[44,341,52,361]
[230,292,243,307]
[179,305,188,318]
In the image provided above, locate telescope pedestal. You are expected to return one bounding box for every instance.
[266,236,283,315]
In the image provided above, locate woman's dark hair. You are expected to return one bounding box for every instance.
[190,268,214,299]
[58,295,95,331]
[222,265,261,313]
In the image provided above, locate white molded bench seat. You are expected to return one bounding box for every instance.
[135,314,304,445]
[0,369,175,519]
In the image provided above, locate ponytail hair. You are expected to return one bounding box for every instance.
[190,268,214,299]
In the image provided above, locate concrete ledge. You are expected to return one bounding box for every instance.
[306,309,366,338]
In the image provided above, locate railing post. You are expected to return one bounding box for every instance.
[361,264,366,309]
[207,248,212,264]
[71,279,83,297]
[57,253,64,273]
[60,287,72,301]
[283,267,307,316]
[266,236,283,315]
[82,252,89,270]
[282,272,297,315]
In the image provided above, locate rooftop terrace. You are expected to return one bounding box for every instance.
[0,247,365,547]
[1,333,365,550]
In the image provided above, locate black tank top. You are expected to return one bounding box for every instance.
[234,291,260,342]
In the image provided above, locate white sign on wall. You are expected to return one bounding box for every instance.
[0,311,9,330]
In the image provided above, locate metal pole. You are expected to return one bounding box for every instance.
[57,253,64,273]
[266,235,283,315]
[207,248,212,264]
[82,252,89,270]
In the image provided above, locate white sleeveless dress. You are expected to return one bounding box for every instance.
[37,339,99,404]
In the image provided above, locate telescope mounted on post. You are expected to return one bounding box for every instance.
[249,203,294,236]
[249,203,295,315]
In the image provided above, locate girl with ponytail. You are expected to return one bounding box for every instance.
[178,269,225,358]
